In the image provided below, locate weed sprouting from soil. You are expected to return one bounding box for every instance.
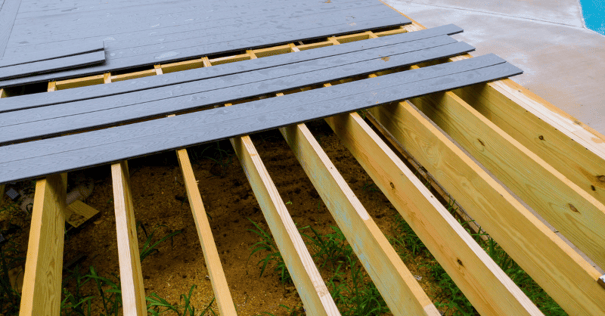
[249,219,388,315]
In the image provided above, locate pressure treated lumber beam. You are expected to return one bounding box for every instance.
[324,112,542,315]
[111,161,146,315]
[380,0,605,266]
[19,174,66,316]
[453,81,605,207]
[367,101,605,315]
[278,114,438,315]
[176,149,237,315]
[19,81,65,316]
[408,89,605,270]
[230,133,339,315]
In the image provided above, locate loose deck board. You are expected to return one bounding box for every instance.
[0,40,475,144]
[0,41,103,68]
[0,24,462,112]
[0,51,106,80]
[0,55,522,184]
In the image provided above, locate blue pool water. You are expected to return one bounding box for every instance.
[580,0,605,35]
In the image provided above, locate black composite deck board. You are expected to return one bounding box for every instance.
[0,24,462,112]
[0,8,410,86]
[15,0,374,43]
[0,51,106,80]
[0,0,21,58]
[1,33,462,122]
[0,55,522,184]
[0,41,104,68]
[0,41,475,144]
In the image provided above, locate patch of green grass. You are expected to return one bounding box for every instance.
[137,223,182,262]
[0,240,25,316]
[147,285,217,316]
[247,218,293,284]
[249,220,388,315]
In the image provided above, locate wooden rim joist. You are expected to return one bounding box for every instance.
[5,5,605,316]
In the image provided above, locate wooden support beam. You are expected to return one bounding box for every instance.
[111,161,146,315]
[324,112,542,315]
[408,90,605,270]
[230,134,339,315]
[278,119,438,315]
[176,149,237,314]
[368,101,605,315]
[19,81,66,316]
[19,174,66,316]
[453,81,605,206]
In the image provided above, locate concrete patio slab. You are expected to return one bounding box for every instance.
[385,0,605,134]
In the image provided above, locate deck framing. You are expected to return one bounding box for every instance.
[8,3,605,315]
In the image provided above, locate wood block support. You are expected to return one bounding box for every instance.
[19,174,67,316]
[111,161,146,315]
[324,112,542,315]
[368,101,605,315]
[176,149,237,315]
[278,120,438,315]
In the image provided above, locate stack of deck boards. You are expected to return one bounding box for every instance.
[0,23,522,184]
[0,0,414,86]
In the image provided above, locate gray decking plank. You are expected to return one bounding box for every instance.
[0,41,475,144]
[14,0,371,44]
[0,50,106,80]
[0,25,461,112]
[0,0,22,58]
[0,41,104,68]
[0,16,410,87]
[0,55,522,184]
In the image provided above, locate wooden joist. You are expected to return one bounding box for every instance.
[454,81,605,207]
[19,174,66,316]
[19,82,65,316]
[367,101,605,315]
[278,119,438,315]
[111,161,146,315]
[176,149,237,315]
[409,89,605,270]
[324,112,542,315]
[230,134,340,315]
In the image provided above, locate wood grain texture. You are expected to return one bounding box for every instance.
[368,101,605,315]
[323,112,542,315]
[0,0,21,58]
[454,82,605,213]
[0,40,475,144]
[279,121,438,314]
[0,24,462,112]
[410,90,605,271]
[111,161,146,315]
[0,50,105,80]
[176,149,237,315]
[230,135,339,315]
[19,174,66,316]
[0,57,522,184]
[0,41,103,68]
